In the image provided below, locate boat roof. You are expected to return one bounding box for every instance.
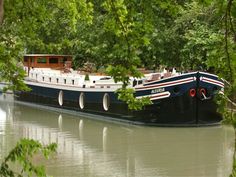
[24,54,72,57]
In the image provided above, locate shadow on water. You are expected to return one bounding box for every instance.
[0,94,234,177]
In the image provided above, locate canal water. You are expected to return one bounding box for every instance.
[0,94,234,177]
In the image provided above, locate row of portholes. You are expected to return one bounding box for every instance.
[58,90,110,111]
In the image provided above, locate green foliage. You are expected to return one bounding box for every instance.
[0,0,93,92]
[106,64,151,110]
[172,1,222,70]
[2,0,93,54]
[230,157,236,177]
[88,0,156,108]
[0,31,29,92]
[216,93,236,126]
[106,65,142,88]
[116,88,152,110]
[0,139,57,177]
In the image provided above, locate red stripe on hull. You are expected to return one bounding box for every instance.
[202,78,224,87]
[136,78,194,91]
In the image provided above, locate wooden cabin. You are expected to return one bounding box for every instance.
[24,54,73,75]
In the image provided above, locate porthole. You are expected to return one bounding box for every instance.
[79,92,85,109]
[103,93,110,111]
[58,90,63,106]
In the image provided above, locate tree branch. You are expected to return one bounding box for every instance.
[0,0,4,25]
[109,0,131,61]
[228,0,236,42]
[224,0,233,83]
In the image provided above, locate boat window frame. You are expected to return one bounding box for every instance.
[79,92,85,109]
[103,93,110,111]
[37,57,47,64]
[49,57,59,64]
[58,90,63,106]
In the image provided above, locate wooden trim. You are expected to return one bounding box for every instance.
[23,55,72,69]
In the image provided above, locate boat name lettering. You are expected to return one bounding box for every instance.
[151,88,165,94]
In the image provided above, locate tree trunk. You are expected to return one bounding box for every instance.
[0,0,4,25]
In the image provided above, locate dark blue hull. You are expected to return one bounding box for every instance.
[15,72,224,126]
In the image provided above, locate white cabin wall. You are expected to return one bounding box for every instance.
[25,68,125,89]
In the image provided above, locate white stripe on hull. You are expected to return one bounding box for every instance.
[25,81,119,92]
[136,77,196,91]
[199,72,219,78]
[143,72,197,85]
[136,91,171,101]
[200,77,224,88]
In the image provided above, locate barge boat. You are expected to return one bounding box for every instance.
[15,54,225,126]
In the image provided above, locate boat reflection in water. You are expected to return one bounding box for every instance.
[0,95,234,177]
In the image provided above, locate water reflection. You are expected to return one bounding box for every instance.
[0,107,6,125]
[0,95,234,177]
[58,114,62,130]
[103,127,108,152]
[79,119,84,140]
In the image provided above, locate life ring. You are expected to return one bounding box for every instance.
[189,88,196,97]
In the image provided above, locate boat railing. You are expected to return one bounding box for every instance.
[26,68,124,89]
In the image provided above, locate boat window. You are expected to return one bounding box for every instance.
[56,78,59,83]
[59,57,67,63]
[49,58,58,64]
[63,57,67,62]
[37,57,47,64]
[138,80,143,85]
[42,77,44,81]
[59,58,64,63]
[133,79,137,87]
[72,80,75,85]
[49,77,52,82]
[30,58,34,63]
[64,79,66,84]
